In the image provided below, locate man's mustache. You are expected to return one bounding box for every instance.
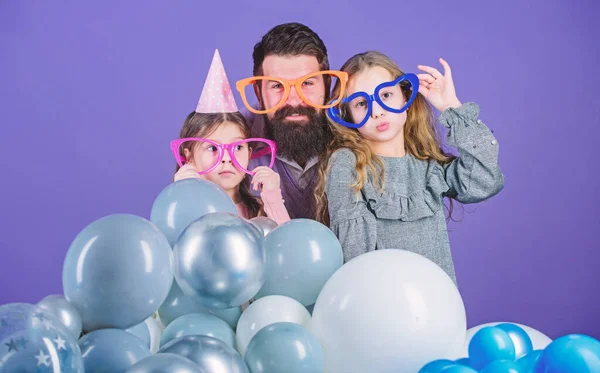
[272,105,318,122]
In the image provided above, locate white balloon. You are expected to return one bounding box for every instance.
[311,250,466,373]
[236,295,311,356]
[451,321,553,359]
[145,314,164,354]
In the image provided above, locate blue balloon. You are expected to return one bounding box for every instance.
[454,357,471,366]
[245,322,324,373]
[37,294,83,340]
[536,334,600,372]
[126,320,151,349]
[174,212,265,308]
[517,349,542,372]
[439,365,477,372]
[468,326,516,370]
[79,329,151,372]
[480,360,523,373]
[254,219,343,306]
[160,312,235,349]
[496,323,534,358]
[0,303,84,372]
[159,335,249,373]
[158,282,242,329]
[125,353,205,373]
[62,214,174,331]
[150,178,238,246]
[248,216,278,236]
[419,359,456,372]
[305,303,314,316]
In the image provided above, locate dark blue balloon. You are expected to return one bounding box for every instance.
[496,323,534,358]
[517,349,543,372]
[439,365,477,372]
[480,359,523,373]
[454,357,471,367]
[536,334,600,372]
[419,359,456,372]
[468,326,516,370]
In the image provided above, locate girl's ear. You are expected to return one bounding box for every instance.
[183,148,194,164]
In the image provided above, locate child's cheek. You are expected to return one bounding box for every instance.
[205,169,220,180]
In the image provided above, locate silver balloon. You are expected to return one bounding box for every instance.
[241,217,265,241]
[249,216,278,237]
[125,353,205,373]
[37,294,83,339]
[159,335,249,373]
[174,212,266,309]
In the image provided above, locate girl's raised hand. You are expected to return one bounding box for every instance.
[173,163,201,182]
[251,166,281,192]
[417,58,462,113]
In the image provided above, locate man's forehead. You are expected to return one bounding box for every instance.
[261,55,320,79]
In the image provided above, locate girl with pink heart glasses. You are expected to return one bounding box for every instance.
[171,50,290,224]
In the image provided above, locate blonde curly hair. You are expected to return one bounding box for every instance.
[313,51,457,226]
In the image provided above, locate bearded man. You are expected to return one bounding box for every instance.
[241,22,343,219]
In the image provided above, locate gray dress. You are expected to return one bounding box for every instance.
[325,102,504,284]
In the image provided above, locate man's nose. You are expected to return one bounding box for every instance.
[285,85,303,106]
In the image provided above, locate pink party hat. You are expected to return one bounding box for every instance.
[196,49,238,113]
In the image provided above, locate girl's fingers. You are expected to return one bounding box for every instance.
[417,74,435,84]
[439,57,452,76]
[251,174,267,191]
[417,65,443,79]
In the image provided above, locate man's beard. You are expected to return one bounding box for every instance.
[264,105,331,166]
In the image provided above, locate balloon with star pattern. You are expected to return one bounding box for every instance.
[0,303,84,372]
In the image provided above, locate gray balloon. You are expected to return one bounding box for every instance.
[158,282,242,329]
[37,294,83,339]
[249,216,278,237]
[125,353,204,373]
[243,218,265,240]
[159,335,249,373]
[174,212,266,309]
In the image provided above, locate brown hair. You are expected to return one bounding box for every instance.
[252,23,332,103]
[314,51,458,225]
[176,111,263,218]
[252,22,329,76]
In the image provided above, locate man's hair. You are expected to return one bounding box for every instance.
[252,22,329,76]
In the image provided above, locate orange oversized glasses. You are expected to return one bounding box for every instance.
[236,70,348,115]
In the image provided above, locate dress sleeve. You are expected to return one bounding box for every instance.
[438,102,505,203]
[260,189,291,225]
